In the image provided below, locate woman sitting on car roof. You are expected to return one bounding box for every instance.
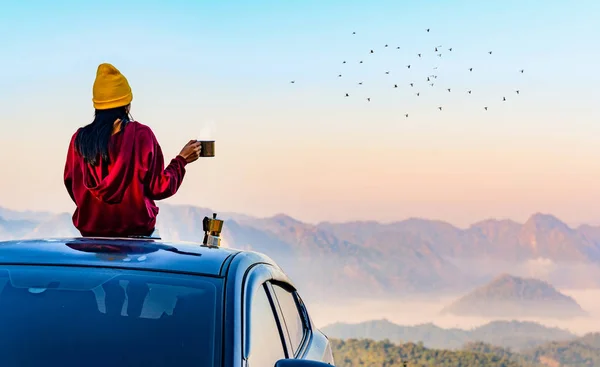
[64,63,201,237]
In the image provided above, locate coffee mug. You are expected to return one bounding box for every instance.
[198,140,215,157]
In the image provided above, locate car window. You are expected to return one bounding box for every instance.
[248,284,286,367]
[272,284,306,355]
[0,265,223,367]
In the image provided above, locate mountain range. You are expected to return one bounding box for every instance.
[441,274,589,319]
[1,204,600,300]
[322,319,577,352]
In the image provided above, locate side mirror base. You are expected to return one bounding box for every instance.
[274,359,332,367]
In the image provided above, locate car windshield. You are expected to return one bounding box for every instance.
[0,265,223,367]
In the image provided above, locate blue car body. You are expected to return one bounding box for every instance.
[0,237,335,367]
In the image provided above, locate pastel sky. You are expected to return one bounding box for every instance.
[1,0,599,227]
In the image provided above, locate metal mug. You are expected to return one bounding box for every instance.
[198,140,215,157]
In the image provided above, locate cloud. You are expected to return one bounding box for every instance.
[524,257,556,279]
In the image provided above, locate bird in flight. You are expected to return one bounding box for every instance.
[488,51,493,54]
[407,65,411,69]
[352,32,356,35]
[427,28,430,32]
[396,46,401,49]
[358,82,363,85]
[359,60,363,64]
[516,90,520,94]
[338,74,342,77]
[435,47,438,52]
[427,77,430,81]
[447,88,451,92]
[437,53,442,57]
[520,69,524,73]
[418,53,422,57]
[405,114,409,118]
[385,71,390,74]
[367,97,371,102]
[345,93,349,97]
[433,67,438,70]
[468,90,472,94]
[410,83,414,87]
[438,106,443,111]
[343,61,346,64]
[430,83,435,86]
[394,84,398,88]
[469,67,473,72]
[416,92,420,96]
[484,106,488,110]
[385,44,388,47]
[448,48,453,51]
[290,81,295,84]
[503,97,506,101]
[370,49,374,54]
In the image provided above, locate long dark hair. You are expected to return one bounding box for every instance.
[75,106,131,165]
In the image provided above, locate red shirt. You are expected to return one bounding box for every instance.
[64,121,187,237]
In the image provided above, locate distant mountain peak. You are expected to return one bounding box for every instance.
[269,213,303,224]
[441,273,588,319]
[524,213,571,231]
[492,272,526,282]
[485,273,561,294]
[398,217,458,229]
[480,273,562,297]
[470,218,521,229]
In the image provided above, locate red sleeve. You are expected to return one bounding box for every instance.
[141,129,187,201]
[64,132,78,204]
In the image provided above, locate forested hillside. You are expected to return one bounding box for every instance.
[331,339,524,367]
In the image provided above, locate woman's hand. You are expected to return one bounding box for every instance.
[178,140,202,163]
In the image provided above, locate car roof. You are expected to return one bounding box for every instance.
[0,237,244,277]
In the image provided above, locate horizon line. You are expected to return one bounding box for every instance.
[2,203,599,230]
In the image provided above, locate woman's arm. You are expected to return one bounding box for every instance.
[142,130,188,201]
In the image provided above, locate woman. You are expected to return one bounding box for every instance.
[64,63,201,237]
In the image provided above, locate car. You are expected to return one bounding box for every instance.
[0,235,335,367]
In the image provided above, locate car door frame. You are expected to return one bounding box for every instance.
[241,262,291,366]
[221,252,316,367]
[240,263,314,366]
[266,281,314,359]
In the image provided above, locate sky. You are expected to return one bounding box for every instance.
[1,0,599,227]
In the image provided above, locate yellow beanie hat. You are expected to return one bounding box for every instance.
[92,63,133,110]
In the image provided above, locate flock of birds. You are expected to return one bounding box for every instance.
[290,28,525,118]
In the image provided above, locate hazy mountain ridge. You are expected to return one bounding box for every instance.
[322,319,577,351]
[0,206,463,298]
[2,205,600,298]
[0,207,55,222]
[226,212,469,296]
[441,274,589,319]
[319,213,600,263]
